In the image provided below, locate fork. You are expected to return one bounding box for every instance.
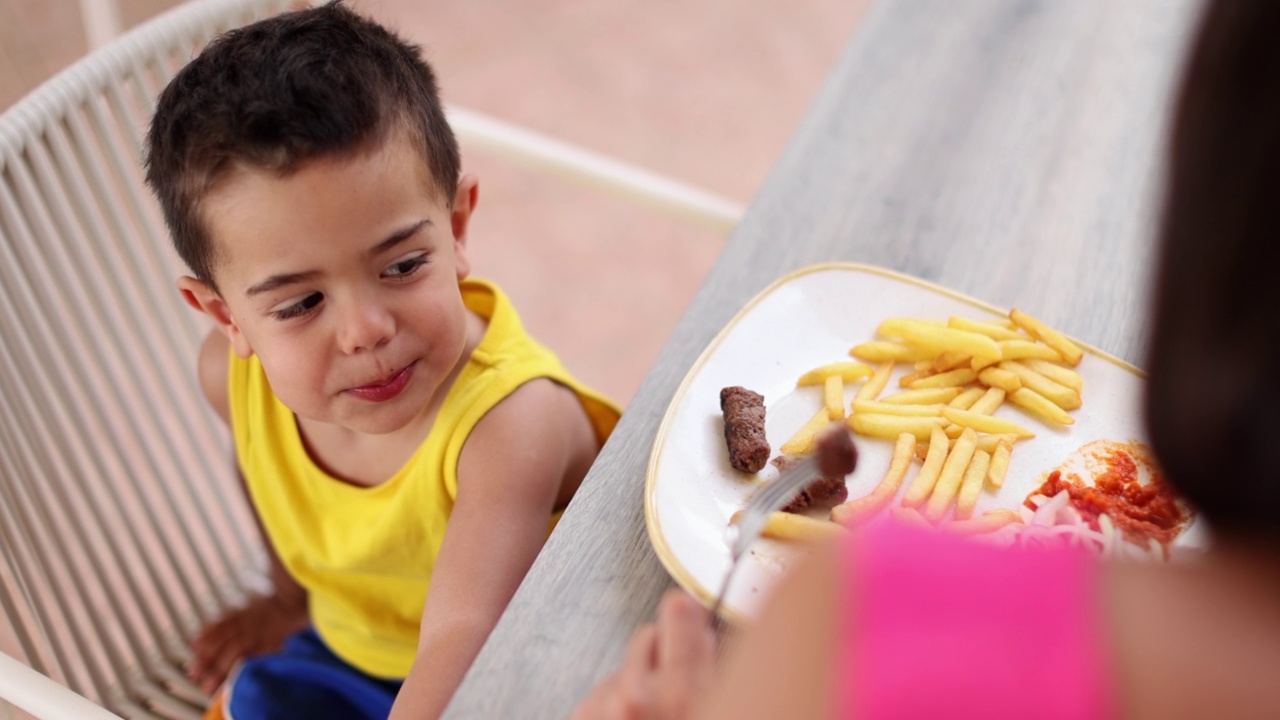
[709,423,856,638]
[708,452,822,625]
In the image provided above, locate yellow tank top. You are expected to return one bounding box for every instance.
[228,278,619,678]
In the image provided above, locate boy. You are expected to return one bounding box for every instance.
[143,3,619,718]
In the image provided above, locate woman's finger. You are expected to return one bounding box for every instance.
[623,623,659,675]
[570,674,619,720]
[656,590,714,674]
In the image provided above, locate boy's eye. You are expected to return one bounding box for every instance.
[271,292,323,320]
[384,253,429,279]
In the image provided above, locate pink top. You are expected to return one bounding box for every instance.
[839,521,1114,719]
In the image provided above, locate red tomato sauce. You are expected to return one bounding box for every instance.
[1027,442,1189,548]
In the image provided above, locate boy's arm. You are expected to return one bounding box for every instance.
[186,330,309,694]
[388,377,599,720]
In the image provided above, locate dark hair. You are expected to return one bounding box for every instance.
[1145,0,1280,538]
[144,1,459,290]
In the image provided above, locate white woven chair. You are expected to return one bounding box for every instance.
[0,0,742,718]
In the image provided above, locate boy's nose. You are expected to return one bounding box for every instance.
[336,297,395,354]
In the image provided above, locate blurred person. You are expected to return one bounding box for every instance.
[572,0,1280,717]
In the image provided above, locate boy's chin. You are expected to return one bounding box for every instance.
[293,400,425,439]
[331,409,423,437]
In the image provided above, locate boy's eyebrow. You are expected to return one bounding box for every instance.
[244,220,434,299]
[368,218,432,257]
[246,270,321,299]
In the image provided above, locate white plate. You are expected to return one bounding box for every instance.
[644,263,1204,622]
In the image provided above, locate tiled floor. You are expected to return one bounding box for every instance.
[2,0,869,406]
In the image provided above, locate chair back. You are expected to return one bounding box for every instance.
[0,0,294,716]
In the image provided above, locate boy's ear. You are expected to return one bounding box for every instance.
[176,276,254,358]
[450,173,479,281]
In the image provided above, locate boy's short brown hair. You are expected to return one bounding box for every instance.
[144,1,459,290]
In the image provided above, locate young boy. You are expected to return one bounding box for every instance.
[143,3,619,718]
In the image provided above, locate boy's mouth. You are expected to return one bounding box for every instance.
[346,362,416,403]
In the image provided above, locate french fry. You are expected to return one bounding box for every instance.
[877,318,1002,360]
[925,432,1019,457]
[999,361,1081,410]
[940,407,1035,438]
[977,434,1019,453]
[780,408,829,455]
[947,316,1026,342]
[824,375,845,421]
[854,361,895,403]
[947,387,986,410]
[880,387,964,405]
[907,367,977,389]
[797,361,873,386]
[1009,308,1084,366]
[1020,358,1084,392]
[977,367,1022,393]
[932,351,973,373]
[849,341,937,364]
[897,367,937,388]
[731,510,847,543]
[890,506,934,530]
[832,433,916,526]
[954,449,992,520]
[947,508,1021,534]
[971,355,1000,372]
[903,426,950,507]
[848,413,946,441]
[996,340,1065,363]
[969,387,1007,415]
[1009,387,1075,426]
[924,428,979,521]
[987,439,1012,488]
[913,360,934,372]
[936,433,1019,453]
[851,401,943,417]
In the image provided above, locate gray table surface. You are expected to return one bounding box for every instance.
[443,1,1203,717]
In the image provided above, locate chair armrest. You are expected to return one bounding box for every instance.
[0,653,123,720]
[446,105,745,233]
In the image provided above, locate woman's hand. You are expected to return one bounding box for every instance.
[571,590,717,720]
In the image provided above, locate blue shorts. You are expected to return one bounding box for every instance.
[222,629,402,720]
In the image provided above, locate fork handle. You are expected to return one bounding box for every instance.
[709,551,742,624]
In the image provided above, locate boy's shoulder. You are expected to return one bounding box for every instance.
[456,374,600,506]
[452,280,614,500]
[456,278,619,440]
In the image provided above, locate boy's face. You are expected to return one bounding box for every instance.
[180,131,477,437]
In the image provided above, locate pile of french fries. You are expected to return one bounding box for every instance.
[754,308,1085,542]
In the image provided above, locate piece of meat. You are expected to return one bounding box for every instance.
[815,425,857,478]
[780,475,850,513]
[771,429,858,513]
[771,454,805,474]
[720,386,769,473]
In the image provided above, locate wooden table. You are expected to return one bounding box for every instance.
[443,1,1202,717]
